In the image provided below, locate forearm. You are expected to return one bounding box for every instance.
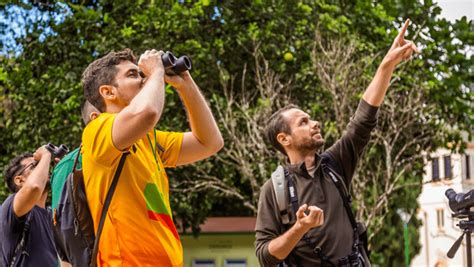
[268,223,308,260]
[128,71,165,123]
[177,78,223,147]
[113,71,166,150]
[362,61,396,107]
[13,155,51,216]
[23,156,50,194]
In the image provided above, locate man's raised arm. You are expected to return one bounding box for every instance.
[362,19,419,107]
[112,50,166,150]
[165,71,224,165]
[13,147,51,217]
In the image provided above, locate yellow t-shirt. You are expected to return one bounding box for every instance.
[82,113,184,267]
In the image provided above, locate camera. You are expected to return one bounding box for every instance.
[161,51,192,76]
[445,188,474,216]
[339,250,367,267]
[45,143,69,159]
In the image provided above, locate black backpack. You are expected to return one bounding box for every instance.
[52,149,129,267]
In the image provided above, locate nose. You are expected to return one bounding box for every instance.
[312,120,320,129]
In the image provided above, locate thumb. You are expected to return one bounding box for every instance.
[399,42,412,53]
[391,42,412,59]
[296,204,308,219]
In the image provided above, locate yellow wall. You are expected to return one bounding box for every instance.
[182,233,259,267]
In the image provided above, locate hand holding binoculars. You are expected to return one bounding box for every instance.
[45,143,69,160]
[161,51,192,76]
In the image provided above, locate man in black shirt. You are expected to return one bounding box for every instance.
[1,146,58,266]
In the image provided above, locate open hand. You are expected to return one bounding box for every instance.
[382,19,420,68]
[295,204,324,232]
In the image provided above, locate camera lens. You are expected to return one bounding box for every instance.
[446,189,457,201]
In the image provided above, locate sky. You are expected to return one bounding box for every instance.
[436,0,473,21]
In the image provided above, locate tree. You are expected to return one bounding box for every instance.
[1,1,472,265]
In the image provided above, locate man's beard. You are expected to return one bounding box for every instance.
[295,138,325,153]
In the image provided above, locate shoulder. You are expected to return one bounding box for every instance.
[321,152,342,172]
[1,194,26,226]
[259,173,279,203]
[261,178,274,195]
[1,194,16,210]
[83,113,116,135]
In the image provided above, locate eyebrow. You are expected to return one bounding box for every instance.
[296,114,310,123]
[125,68,139,76]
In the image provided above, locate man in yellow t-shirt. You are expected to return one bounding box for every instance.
[81,48,223,266]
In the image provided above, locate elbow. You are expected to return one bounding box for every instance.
[256,241,282,266]
[213,135,224,153]
[208,135,224,155]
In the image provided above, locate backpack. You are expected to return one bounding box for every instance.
[52,148,129,267]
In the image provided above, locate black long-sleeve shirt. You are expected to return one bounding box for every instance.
[255,100,378,266]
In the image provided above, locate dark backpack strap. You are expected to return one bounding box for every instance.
[9,213,32,267]
[322,163,361,252]
[325,167,358,229]
[70,146,83,193]
[283,168,335,267]
[72,145,82,171]
[89,151,130,267]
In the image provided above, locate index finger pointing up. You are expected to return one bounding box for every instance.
[398,19,410,39]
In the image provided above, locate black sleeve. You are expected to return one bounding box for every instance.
[325,100,378,185]
[1,194,27,234]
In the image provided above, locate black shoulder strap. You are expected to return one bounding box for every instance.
[283,168,335,267]
[284,168,299,226]
[89,151,130,267]
[323,164,359,236]
[9,212,32,267]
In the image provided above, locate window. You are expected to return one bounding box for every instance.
[193,259,215,267]
[466,154,471,180]
[437,209,444,229]
[432,158,440,181]
[224,259,247,267]
[444,156,452,179]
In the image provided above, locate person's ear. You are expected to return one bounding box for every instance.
[14,175,25,188]
[90,111,100,121]
[99,85,116,101]
[277,132,291,148]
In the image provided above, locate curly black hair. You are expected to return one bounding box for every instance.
[4,152,33,193]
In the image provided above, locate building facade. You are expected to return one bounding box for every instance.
[182,217,258,267]
[412,144,474,267]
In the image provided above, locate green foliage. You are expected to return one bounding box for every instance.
[0,0,472,265]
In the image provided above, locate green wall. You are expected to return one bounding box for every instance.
[182,233,259,267]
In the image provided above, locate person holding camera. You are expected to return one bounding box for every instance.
[81,48,223,266]
[255,19,419,266]
[1,146,58,266]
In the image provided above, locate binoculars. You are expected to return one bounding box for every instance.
[161,51,192,76]
[45,143,69,159]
